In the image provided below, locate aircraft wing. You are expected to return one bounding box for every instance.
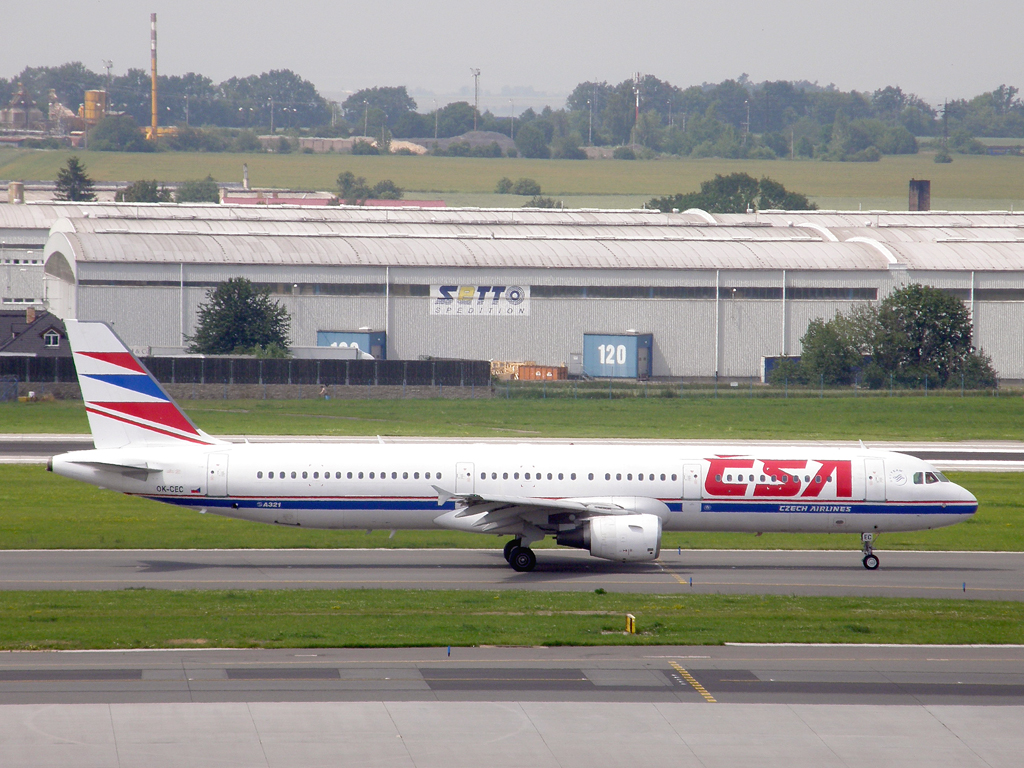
[431,485,664,535]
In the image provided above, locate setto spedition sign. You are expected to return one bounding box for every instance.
[430,285,530,316]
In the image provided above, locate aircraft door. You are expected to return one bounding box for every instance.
[865,459,885,502]
[207,453,228,497]
[682,463,701,514]
[456,462,475,494]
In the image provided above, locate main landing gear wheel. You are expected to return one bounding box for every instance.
[862,554,880,570]
[509,546,536,572]
[503,538,522,563]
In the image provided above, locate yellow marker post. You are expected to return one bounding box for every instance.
[626,613,636,634]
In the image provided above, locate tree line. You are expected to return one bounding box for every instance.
[5,62,1022,161]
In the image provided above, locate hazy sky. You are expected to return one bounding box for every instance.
[3,1,1019,111]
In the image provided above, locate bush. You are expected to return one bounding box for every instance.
[510,178,541,196]
[89,115,151,152]
[233,130,262,152]
[847,146,882,162]
[351,139,379,155]
[275,136,292,154]
[175,175,219,203]
[495,177,513,194]
[116,180,172,203]
[767,357,805,386]
[371,179,403,200]
[523,196,558,208]
[506,148,518,158]
[470,141,503,158]
[934,149,954,163]
[612,146,636,160]
[445,141,471,157]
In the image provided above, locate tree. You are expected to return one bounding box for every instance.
[871,284,976,386]
[175,176,219,203]
[510,178,541,196]
[515,122,549,158]
[371,179,403,200]
[89,115,151,152]
[342,86,416,126]
[798,316,862,385]
[649,173,817,213]
[54,156,96,201]
[116,180,172,203]
[336,171,372,204]
[188,277,290,355]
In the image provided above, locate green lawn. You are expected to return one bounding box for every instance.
[2,149,1022,210]
[2,465,1018,551]
[1,590,1021,649]
[4,394,1024,440]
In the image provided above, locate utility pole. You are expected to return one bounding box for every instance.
[269,96,274,134]
[102,60,112,90]
[433,99,438,139]
[632,72,641,149]
[509,98,514,138]
[363,100,368,137]
[587,99,592,145]
[743,99,750,147]
[470,68,481,131]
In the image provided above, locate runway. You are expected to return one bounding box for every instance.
[4,434,1024,471]
[3,548,1022,600]
[1,646,1021,768]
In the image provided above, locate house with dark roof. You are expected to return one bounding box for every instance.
[0,308,69,358]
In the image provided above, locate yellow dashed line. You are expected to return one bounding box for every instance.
[669,661,716,703]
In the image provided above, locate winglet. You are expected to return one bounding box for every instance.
[432,485,454,505]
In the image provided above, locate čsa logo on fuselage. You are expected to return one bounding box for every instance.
[704,458,853,498]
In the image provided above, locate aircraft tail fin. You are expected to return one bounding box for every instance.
[64,320,221,449]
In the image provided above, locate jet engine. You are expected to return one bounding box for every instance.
[556,513,662,562]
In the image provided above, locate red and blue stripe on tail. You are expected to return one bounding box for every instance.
[64,320,219,449]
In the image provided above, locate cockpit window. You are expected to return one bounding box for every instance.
[935,471,951,483]
[913,472,923,485]
[925,472,939,484]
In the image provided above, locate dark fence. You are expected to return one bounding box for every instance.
[0,356,491,388]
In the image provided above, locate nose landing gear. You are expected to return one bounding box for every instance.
[861,532,879,570]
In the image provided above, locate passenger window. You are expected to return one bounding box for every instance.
[627,473,633,481]
[771,475,777,483]
[259,472,265,479]
[616,473,622,481]
[514,473,520,479]
[605,473,611,480]
[650,474,655,481]
[503,472,508,480]
[347,472,353,479]
[313,472,319,479]
[492,472,497,479]
[279,471,284,478]
[302,472,308,479]
[358,472,363,479]
[392,472,398,479]
[558,473,563,480]
[291,471,297,479]
[571,473,576,480]
[415,472,420,479]
[547,473,553,480]
[480,472,485,480]
[716,474,722,482]
[637,474,642,482]
[671,474,677,481]
[726,474,732,482]
[426,472,431,480]
[525,473,530,480]
[660,474,666,481]
[437,473,442,479]
[370,472,375,479]
[815,475,821,484]
[403,472,408,479]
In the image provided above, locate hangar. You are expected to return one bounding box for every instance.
[21,203,1024,381]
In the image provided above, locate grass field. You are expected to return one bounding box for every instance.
[3,394,1024,440]
[1,590,1022,649]
[2,149,1022,210]
[1,465,1018,551]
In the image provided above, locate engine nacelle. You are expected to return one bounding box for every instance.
[557,513,662,562]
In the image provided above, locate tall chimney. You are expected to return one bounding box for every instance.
[150,13,158,139]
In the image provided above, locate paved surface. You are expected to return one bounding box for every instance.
[2,548,1022,600]
[0,646,1021,767]
[5,434,1024,470]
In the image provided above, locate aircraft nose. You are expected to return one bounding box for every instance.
[956,482,979,512]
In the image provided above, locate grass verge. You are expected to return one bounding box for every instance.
[3,394,1024,440]
[2,465,1020,551]
[1,590,1021,649]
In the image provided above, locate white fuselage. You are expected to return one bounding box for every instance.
[51,441,978,537]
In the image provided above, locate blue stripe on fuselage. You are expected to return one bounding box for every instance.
[139,496,975,516]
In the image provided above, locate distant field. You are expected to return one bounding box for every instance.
[1,464,1018,551]
[1,149,1022,210]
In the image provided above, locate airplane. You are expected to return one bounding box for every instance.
[49,320,978,572]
